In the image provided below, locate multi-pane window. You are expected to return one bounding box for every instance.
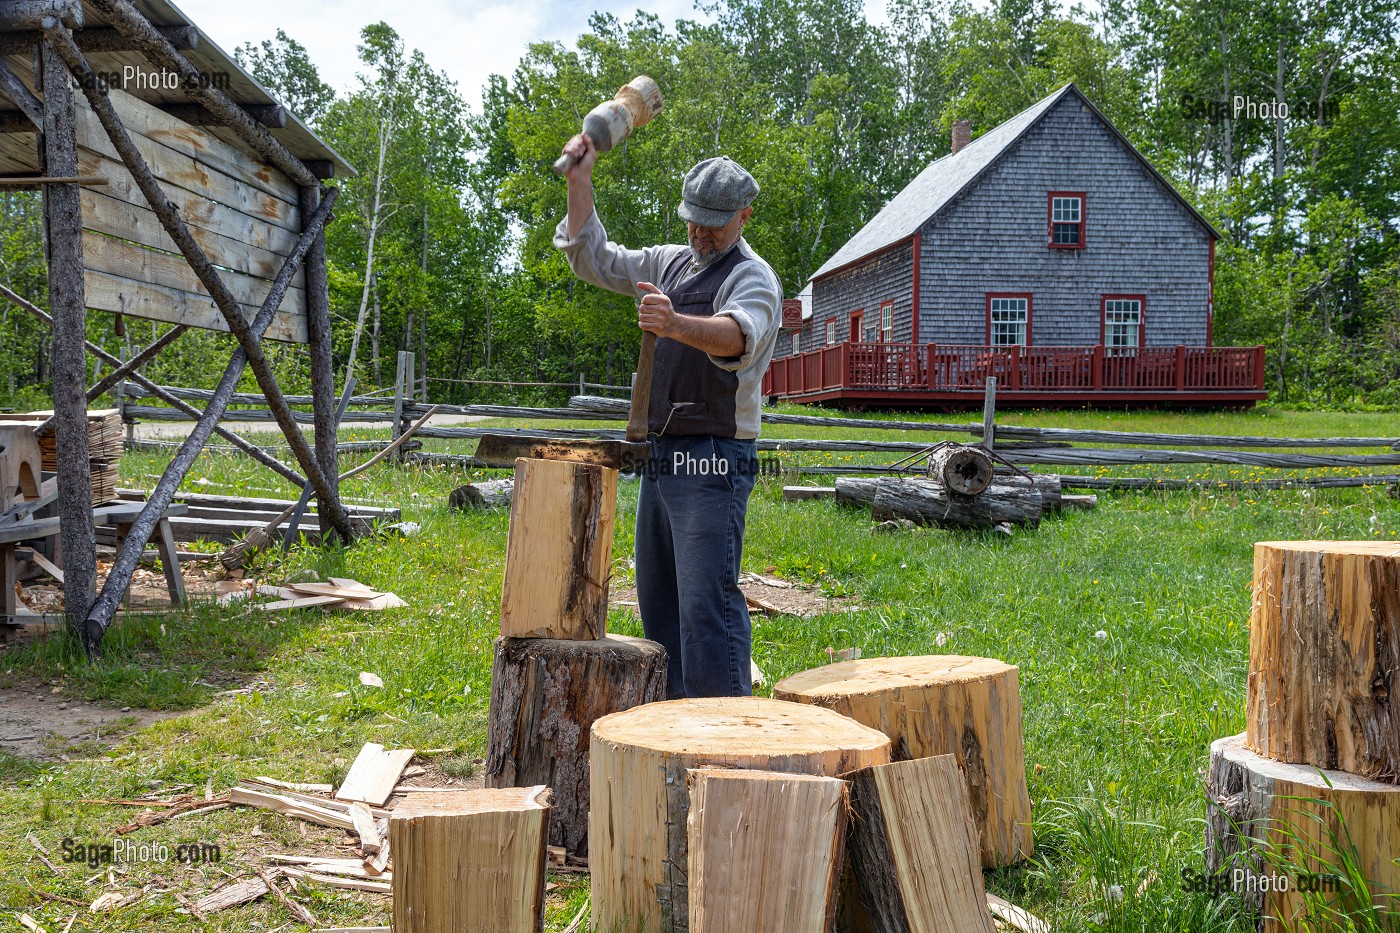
[825,319,836,346]
[1103,297,1142,347]
[989,296,1028,345]
[880,302,893,342]
[1048,192,1086,248]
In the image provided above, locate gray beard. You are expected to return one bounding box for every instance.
[689,244,731,271]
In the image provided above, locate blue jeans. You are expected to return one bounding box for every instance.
[635,434,758,699]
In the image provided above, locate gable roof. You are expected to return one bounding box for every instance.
[810,84,1217,281]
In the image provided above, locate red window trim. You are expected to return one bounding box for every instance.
[849,309,864,343]
[985,292,1033,345]
[878,300,894,342]
[1048,191,1086,250]
[1100,294,1146,347]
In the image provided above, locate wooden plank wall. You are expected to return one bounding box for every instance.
[74,88,308,343]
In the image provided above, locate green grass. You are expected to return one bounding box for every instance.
[0,405,1396,930]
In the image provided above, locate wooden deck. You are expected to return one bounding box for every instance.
[763,342,1268,409]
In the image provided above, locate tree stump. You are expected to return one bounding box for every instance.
[389,787,552,933]
[485,633,667,857]
[499,457,617,639]
[687,768,848,933]
[1246,541,1400,782]
[1205,733,1400,933]
[774,655,1033,868]
[844,755,997,933]
[589,697,890,933]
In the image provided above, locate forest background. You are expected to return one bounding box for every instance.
[1,0,1396,409]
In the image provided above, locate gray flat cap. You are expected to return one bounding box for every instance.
[678,156,759,227]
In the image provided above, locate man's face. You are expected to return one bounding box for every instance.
[687,206,753,261]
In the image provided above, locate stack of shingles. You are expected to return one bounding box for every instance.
[0,409,122,504]
[218,577,406,612]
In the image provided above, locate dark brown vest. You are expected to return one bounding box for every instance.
[647,245,751,437]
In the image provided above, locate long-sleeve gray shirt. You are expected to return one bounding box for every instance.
[553,209,782,439]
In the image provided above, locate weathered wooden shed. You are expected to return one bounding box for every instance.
[0,0,356,650]
[766,84,1267,409]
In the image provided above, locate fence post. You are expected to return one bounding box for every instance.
[1010,345,1022,390]
[1093,345,1104,391]
[981,376,997,451]
[118,347,133,443]
[393,350,407,447]
[1175,344,1187,392]
[1255,345,1267,391]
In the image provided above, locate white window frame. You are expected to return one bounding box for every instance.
[880,302,893,342]
[989,296,1028,346]
[825,319,836,346]
[1104,298,1142,348]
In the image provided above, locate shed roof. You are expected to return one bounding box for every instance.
[810,84,1217,281]
[0,0,355,178]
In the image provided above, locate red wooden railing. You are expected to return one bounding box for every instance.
[763,342,1267,397]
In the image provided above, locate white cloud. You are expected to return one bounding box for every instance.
[176,0,708,112]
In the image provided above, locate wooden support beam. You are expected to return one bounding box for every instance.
[0,24,198,56]
[43,24,356,542]
[39,31,98,627]
[301,158,335,180]
[75,181,340,652]
[0,283,306,486]
[83,0,319,188]
[0,60,42,127]
[0,0,82,30]
[389,788,553,933]
[0,110,37,133]
[156,102,286,129]
[301,185,338,534]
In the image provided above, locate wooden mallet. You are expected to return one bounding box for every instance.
[554,76,664,174]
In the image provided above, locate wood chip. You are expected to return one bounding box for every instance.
[358,672,384,688]
[18,914,47,933]
[987,893,1049,933]
[193,876,269,914]
[335,744,415,807]
[266,856,390,881]
[89,891,142,912]
[113,796,231,835]
[257,869,316,927]
[340,592,407,611]
[239,782,388,819]
[349,803,381,854]
[251,777,335,795]
[257,595,345,612]
[230,787,354,831]
[278,868,392,893]
[363,830,391,876]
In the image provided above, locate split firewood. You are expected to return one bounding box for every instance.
[229,787,355,832]
[257,869,316,927]
[336,744,416,808]
[266,856,388,880]
[252,777,334,794]
[193,876,270,914]
[986,893,1049,933]
[349,804,381,854]
[239,781,389,819]
[278,868,392,894]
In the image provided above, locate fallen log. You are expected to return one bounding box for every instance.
[447,478,513,511]
[870,479,1042,530]
[924,444,994,495]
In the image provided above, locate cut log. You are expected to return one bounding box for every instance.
[1246,541,1399,782]
[447,478,513,511]
[1205,733,1400,933]
[389,787,552,933]
[590,697,891,933]
[336,744,416,807]
[499,457,617,640]
[774,655,1033,868]
[834,477,882,509]
[486,634,667,857]
[1030,474,1062,511]
[687,768,847,933]
[927,444,994,495]
[871,479,1042,530]
[844,756,997,933]
[783,485,835,501]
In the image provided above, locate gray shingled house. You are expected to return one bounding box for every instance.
[764,83,1266,408]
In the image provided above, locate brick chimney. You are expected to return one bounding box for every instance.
[951,119,972,155]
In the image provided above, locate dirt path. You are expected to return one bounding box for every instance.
[0,680,175,760]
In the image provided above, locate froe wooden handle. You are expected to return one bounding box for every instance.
[553,149,580,175]
[627,331,657,443]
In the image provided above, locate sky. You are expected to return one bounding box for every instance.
[176,0,890,113]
